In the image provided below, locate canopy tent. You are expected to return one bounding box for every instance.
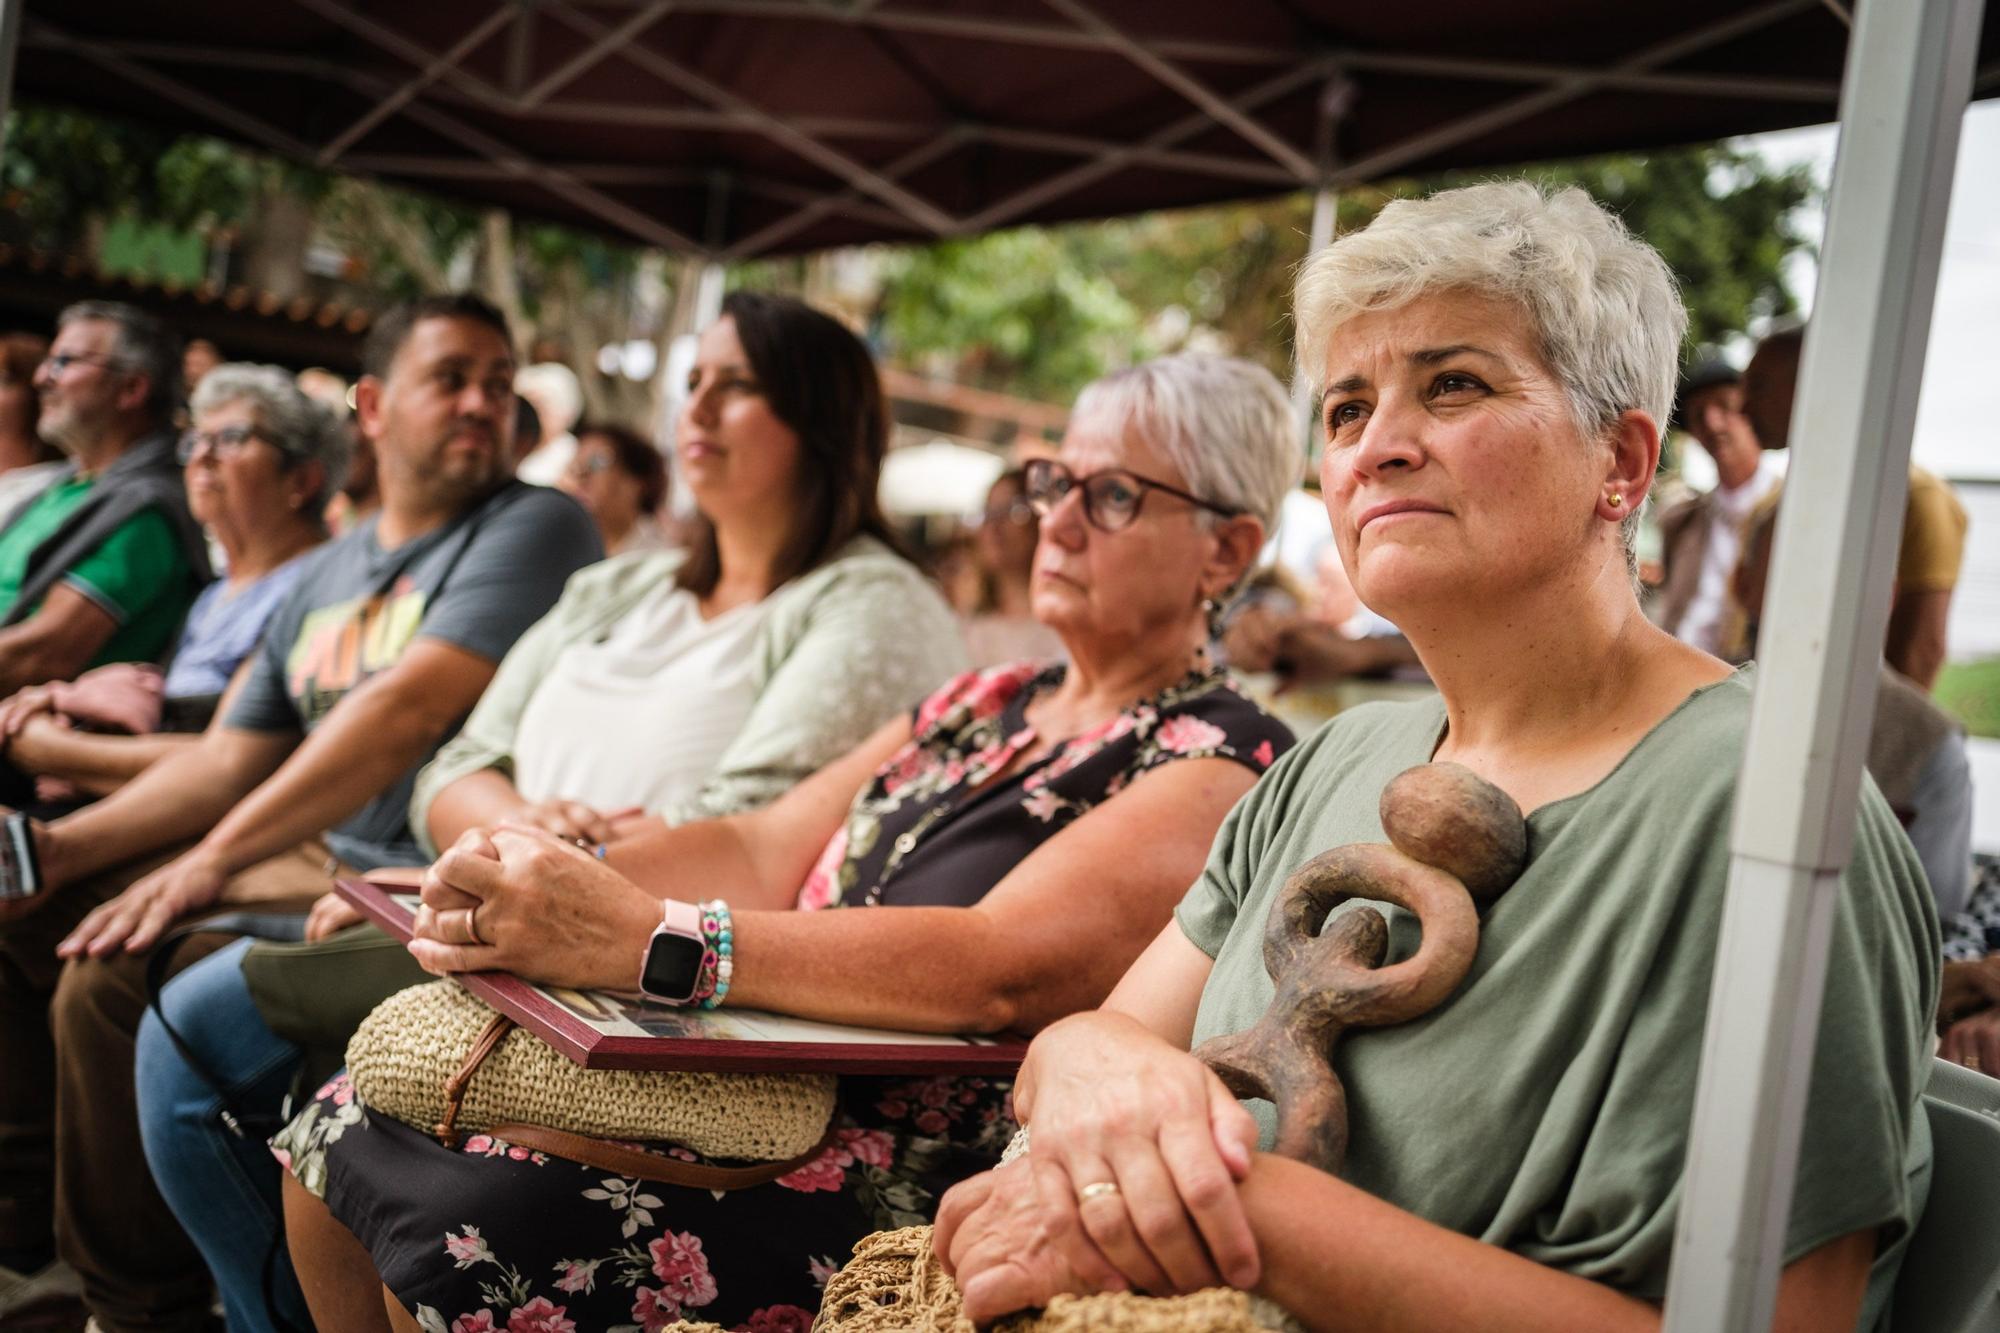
[6,1,2000,260]
[2,3,1997,1331]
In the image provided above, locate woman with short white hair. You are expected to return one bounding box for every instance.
[938,181,1936,1331]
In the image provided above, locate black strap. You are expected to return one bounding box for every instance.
[144,911,314,1333]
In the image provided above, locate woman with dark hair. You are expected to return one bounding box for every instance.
[0,332,64,524]
[558,422,671,555]
[133,294,968,1332]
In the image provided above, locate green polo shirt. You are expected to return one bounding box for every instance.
[0,475,199,669]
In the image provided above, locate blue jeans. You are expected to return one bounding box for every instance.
[135,939,310,1333]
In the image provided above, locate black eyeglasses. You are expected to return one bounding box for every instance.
[177,424,277,465]
[1022,457,1238,534]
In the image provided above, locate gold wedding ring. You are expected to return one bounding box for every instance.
[1967,1053,1983,1072]
[441,906,486,947]
[1077,1180,1121,1204]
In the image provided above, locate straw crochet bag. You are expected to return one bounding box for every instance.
[658,1224,1298,1333]
[346,980,838,1185]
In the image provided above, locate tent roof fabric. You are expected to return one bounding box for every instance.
[17,1,2000,258]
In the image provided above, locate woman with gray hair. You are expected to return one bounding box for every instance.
[938,182,1935,1331]
[275,353,1298,1329]
[0,363,343,796]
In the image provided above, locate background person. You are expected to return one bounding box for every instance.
[1650,357,1779,658]
[556,420,671,555]
[0,294,601,1333]
[0,363,347,803]
[1734,324,1967,689]
[962,468,1063,667]
[138,292,967,1332]
[0,333,65,525]
[936,182,1934,1333]
[0,301,210,697]
[274,353,1301,1331]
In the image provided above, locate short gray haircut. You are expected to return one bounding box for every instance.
[1070,353,1300,535]
[192,363,352,509]
[57,300,184,425]
[1293,181,1685,567]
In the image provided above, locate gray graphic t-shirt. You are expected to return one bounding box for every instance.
[227,481,602,869]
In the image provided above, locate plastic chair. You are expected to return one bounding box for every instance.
[1891,1058,2000,1332]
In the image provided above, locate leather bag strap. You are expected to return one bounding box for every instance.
[486,1121,840,1190]
[435,1008,838,1189]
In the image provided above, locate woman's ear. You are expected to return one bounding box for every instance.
[1599,409,1661,520]
[1202,515,1266,603]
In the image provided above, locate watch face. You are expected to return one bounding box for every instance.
[640,930,708,1002]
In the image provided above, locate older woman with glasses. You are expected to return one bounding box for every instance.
[934,182,1935,1333]
[0,364,344,802]
[275,353,1300,1331]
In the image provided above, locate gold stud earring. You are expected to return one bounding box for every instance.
[1608,493,1624,508]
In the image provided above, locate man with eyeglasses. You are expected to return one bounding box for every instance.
[0,302,209,700]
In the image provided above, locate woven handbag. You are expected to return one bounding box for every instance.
[346,980,839,1187]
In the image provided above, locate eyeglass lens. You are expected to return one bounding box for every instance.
[1025,461,1144,532]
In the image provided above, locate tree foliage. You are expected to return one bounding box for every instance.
[870,143,1816,403]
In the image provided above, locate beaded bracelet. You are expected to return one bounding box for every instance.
[695,899,734,1009]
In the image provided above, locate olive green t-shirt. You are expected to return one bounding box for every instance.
[1178,669,1938,1315]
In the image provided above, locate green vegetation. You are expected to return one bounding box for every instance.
[1936,659,2000,739]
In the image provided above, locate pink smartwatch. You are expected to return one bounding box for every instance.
[637,899,707,1005]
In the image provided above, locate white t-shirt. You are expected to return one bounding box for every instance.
[511,586,768,815]
[1677,458,1780,656]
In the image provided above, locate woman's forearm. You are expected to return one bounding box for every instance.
[725,904,1141,1034]
[1243,1156,1658,1333]
[424,768,531,850]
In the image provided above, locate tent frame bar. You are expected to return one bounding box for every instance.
[1659,0,1982,1326]
[12,0,1941,259]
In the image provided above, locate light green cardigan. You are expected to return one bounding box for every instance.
[408,535,970,856]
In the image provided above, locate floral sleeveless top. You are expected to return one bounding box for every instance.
[795,660,1295,912]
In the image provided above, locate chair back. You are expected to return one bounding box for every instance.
[1890,1058,2000,1332]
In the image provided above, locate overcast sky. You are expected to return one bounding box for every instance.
[1743,102,2000,481]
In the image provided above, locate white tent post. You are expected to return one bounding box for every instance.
[1660,0,1981,1329]
[0,0,23,153]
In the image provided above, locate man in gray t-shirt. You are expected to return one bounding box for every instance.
[0,295,600,1328]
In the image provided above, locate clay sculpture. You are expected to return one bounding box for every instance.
[1192,761,1528,1170]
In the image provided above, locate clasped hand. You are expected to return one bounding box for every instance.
[407,824,662,991]
[936,1012,1264,1321]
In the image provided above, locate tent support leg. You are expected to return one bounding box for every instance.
[1660,0,1981,1328]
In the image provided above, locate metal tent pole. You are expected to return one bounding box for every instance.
[1660,0,1981,1328]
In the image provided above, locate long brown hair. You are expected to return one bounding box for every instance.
[676,291,903,597]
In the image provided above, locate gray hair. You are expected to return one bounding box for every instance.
[57,300,184,425]
[191,363,352,509]
[1070,353,1300,535]
[1294,182,1686,567]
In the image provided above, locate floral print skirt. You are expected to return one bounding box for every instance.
[273,1071,1013,1332]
